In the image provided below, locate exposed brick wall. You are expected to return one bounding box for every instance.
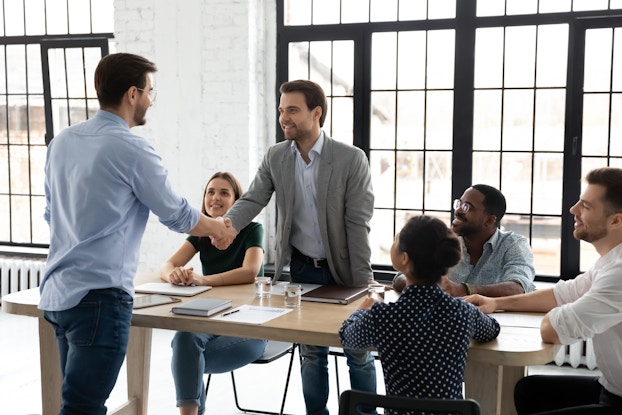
[113,0,277,271]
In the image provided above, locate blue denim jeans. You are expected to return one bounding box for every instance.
[290,254,377,415]
[43,288,133,415]
[171,331,267,415]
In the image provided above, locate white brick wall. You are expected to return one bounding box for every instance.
[113,0,277,271]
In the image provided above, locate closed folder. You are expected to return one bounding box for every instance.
[301,285,368,305]
[171,298,232,317]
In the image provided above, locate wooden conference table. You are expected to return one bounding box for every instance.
[2,274,560,415]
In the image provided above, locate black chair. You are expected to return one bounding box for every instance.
[338,390,481,415]
[205,341,297,415]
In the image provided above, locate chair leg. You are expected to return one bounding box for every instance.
[334,353,341,401]
[231,344,297,415]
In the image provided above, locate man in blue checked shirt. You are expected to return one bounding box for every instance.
[394,184,536,297]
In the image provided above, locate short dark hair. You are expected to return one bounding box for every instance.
[94,53,157,108]
[398,215,461,284]
[279,80,327,127]
[471,184,506,227]
[585,167,622,215]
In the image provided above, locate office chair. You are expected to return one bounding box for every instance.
[338,390,481,415]
[205,341,298,415]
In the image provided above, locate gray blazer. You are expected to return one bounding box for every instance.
[226,135,374,286]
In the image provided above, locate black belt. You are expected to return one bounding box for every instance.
[291,247,329,269]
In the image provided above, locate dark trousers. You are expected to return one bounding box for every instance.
[515,375,622,414]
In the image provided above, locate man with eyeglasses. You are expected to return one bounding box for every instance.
[393,184,535,297]
[39,53,232,415]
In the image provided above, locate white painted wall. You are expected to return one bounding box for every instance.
[113,0,277,271]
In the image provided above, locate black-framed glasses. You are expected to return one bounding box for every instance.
[453,199,471,213]
[137,87,157,102]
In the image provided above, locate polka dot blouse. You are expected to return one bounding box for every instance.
[339,284,500,400]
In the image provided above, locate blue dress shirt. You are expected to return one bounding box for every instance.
[39,110,200,311]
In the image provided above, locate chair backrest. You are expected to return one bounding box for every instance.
[338,390,481,415]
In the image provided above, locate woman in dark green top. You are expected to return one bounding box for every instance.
[160,172,266,415]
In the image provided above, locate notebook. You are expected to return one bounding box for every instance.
[135,282,212,297]
[171,298,232,317]
[301,285,368,305]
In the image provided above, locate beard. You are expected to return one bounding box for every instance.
[573,225,607,243]
[133,105,148,126]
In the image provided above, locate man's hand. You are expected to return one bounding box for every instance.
[438,275,467,297]
[210,217,237,250]
[464,294,498,314]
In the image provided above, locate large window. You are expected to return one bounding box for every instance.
[277,0,622,280]
[0,0,113,250]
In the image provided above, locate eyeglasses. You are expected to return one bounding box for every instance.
[136,87,157,102]
[453,199,471,213]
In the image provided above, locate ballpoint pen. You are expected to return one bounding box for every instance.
[221,309,240,317]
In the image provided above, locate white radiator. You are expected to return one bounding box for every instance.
[0,258,46,299]
[554,338,598,370]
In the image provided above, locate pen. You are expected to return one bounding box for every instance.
[221,309,240,317]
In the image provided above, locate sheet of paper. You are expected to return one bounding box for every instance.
[270,281,321,296]
[211,304,293,324]
[491,312,544,328]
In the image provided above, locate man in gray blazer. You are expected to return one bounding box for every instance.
[225,79,376,415]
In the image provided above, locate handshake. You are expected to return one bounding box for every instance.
[209,216,238,250]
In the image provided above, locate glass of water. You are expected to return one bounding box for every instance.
[284,283,302,308]
[254,276,272,298]
[368,282,385,301]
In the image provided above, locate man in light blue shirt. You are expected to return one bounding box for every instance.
[40,53,231,415]
[393,184,535,297]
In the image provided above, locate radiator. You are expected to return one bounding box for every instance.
[0,258,46,299]
[554,338,598,370]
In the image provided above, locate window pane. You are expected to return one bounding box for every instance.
[0,46,6,93]
[370,0,398,22]
[371,150,396,209]
[85,48,101,98]
[30,145,46,195]
[0,195,8,241]
[332,41,354,95]
[539,0,571,13]
[68,0,92,33]
[91,0,114,32]
[536,25,568,88]
[502,89,534,151]
[476,0,505,17]
[29,96,46,146]
[573,0,609,12]
[9,145,30,194]
[52,99,70,135]
[505,26,536,88]
[531,216,561,276]
[329,97,353,145]
[309,41,332,94]
[395,151,423,209]
[534,89,565,152]
[532,153,563,215]
[46,0,69,35]
[423,151,452,211]
[11,195,31,243]
[372,32,397,90]
[370,91,396,149]
[312,0,340,25]
[501,152,533,213]
[398,31,426,90]
[426,91,453,149]
[473,90,502,151]
[0,103,7,144]
[399,0,427,21]
[506,0,537,15]
[49,49,68,99]
[25,0,46,36]
[427,30,455,89]
[472,152,501,187]
[396,91,424,149]
[31,195,49,244]
[342,0,369,23]
[474,27,504,88]
[428,0,456,19]
[7,45,27,94]
[66,49,87,98]
[611,94,622,156]
[584,28,613,92]
[0,145,7,192]
[370,209,396,264]
[8,95,29,145]
[582,94,610,156]
[5,0,25,36]
[27,45,43,94]
[613,28,622,92]
[289,42,310,80]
